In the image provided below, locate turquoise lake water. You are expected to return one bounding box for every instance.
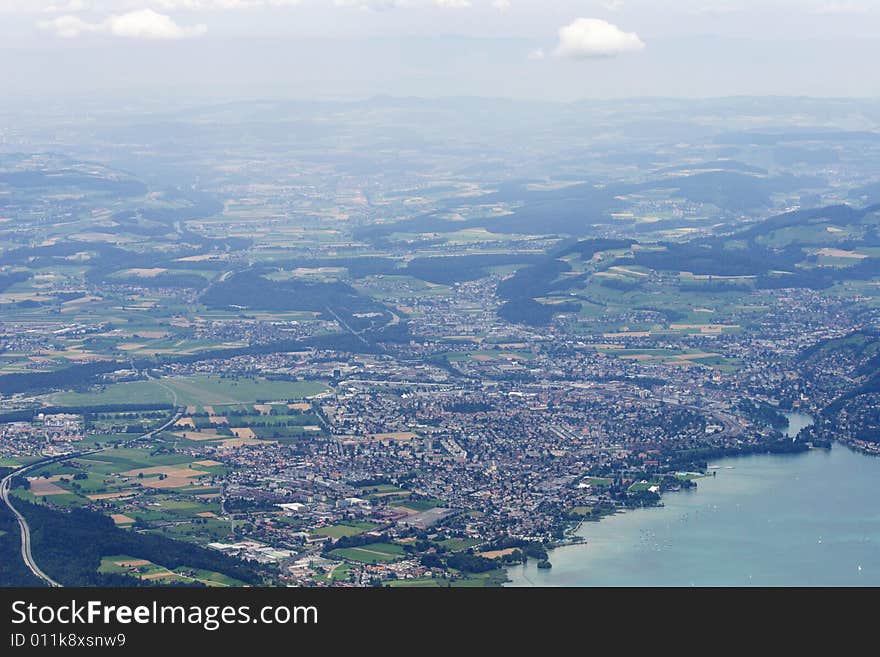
[506,413,880,586]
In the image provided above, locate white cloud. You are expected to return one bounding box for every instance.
[433,0,470,8]
[554,18,645,59]
[40,8,206,39]
[106,8,207,38]
[155,0,302,7]
[39,14,94,37]
[491,0,510,10]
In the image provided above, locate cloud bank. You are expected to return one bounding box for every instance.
[40,8,207,39]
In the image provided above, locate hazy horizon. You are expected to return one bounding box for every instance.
[3,1,880,101]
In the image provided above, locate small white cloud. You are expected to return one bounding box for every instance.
[434,0,470,8]
[39,14,95,37]
[40,8,206,39]
[106,8,206,38]
[554,18,645,59]
[527,47,545,60]
[491,0,511,10]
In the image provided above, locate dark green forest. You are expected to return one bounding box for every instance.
[0,499,264,587]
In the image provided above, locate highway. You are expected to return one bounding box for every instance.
[1,460,63,587]
[0,407,183,587]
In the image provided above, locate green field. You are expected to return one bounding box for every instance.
[48,376,330,408]
[147,518,232,544]
[311,521,379,539]
[362,484,410,501]
[329,543,405,563]
[22,448,227,527]
[98,554,163,576]
[98,554,245,586]
[71,448,193,473]
[386,577,447,587]
[449,570,508,587]
[171,567,247,587]
[437,537,482,552]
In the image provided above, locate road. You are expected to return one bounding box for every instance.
[0,407,183,587]
[219,483,236,536]
[1,460,63,587]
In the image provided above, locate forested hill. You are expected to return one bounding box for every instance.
[494,203,880,326]
[1,498,264,587]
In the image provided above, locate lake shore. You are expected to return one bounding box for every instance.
[505,413,880,586]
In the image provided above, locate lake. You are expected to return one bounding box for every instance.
[506,413,880,586]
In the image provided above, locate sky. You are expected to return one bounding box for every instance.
[1,1,879,101]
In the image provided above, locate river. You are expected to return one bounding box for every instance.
[506,413,880,586]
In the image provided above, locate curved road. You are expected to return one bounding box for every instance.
[1,407,183,587]
[1,461,63,586]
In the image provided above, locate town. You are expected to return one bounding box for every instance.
[2,96,879,587]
